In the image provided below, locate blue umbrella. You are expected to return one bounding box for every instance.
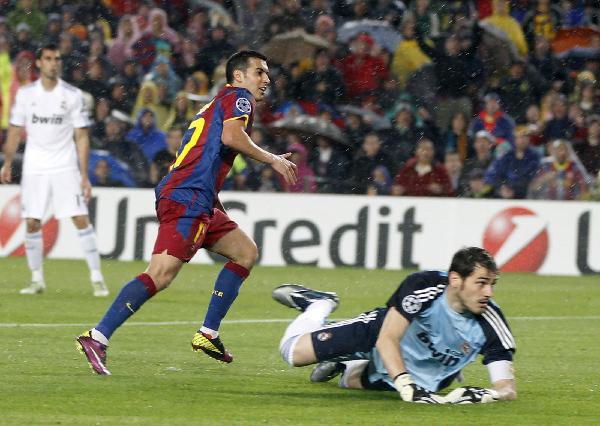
[337,19,402,52]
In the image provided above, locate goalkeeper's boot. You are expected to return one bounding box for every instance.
[76,330,111,375]
[19,280,46,295]
[191,331,233,363]
[310,361,346,382]
[272,284,339,313]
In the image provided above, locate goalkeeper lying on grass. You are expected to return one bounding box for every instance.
[273,247,516,404]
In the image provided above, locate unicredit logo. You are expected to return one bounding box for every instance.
[0,194,59,256]
[483,207,549,272]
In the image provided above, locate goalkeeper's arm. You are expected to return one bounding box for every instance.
[444,360,517,404]
[375,308,445,403]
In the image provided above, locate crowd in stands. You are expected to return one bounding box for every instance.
[0,0,599,201]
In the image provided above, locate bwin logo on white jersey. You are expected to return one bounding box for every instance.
[31,113,64,125]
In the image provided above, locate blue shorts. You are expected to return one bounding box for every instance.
[310,308,387,362]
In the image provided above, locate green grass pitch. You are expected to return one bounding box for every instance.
[1,257,599,425]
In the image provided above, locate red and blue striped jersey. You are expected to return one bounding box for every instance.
[155,85,255,212]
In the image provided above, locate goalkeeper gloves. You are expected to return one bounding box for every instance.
[443,386,500,404]
[394,373,446,404]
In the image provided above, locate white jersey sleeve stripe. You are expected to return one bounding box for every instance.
[486,307,516,348]
[482,310,515,350]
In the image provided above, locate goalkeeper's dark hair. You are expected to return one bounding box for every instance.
[36,43,60,59]
[226,50,267,84]
[449,247,498,278]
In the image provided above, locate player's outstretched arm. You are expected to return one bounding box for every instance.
[74,127,92,201]
[222,119,297,184]
[0,125,23,184]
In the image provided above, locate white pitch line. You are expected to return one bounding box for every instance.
[0,316,599,328]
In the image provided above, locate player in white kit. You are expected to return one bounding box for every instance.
[0,43,108,297]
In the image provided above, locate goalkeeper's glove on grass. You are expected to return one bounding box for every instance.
[394,373,446,404]
[443,386,500,404]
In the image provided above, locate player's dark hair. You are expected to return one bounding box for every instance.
[226,50,267,84]
[36,43,60,59]
[449,247,498,278]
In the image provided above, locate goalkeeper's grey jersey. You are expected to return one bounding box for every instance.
[369,271,515,392]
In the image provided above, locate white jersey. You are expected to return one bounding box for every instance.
[10,79,90,174]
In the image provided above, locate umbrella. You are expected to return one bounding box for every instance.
[261,29,329,66]
[337,105,391,130]
[268,115,348,145]
[337,19,402,52]
[478,21,520,73]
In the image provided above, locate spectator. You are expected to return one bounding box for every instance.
[0,34,10,141]
[163,91,195,132]
[444,151,463,194]
[484,128,541,199]
[253,166,282,192]
[144,54,182,104]
[90,98,112,143]
[148,149,175,187]
[118,58,142,107]
[543,95,576,142]
[131,80,169,129]
[7,0,46,42]
[575,78,599,118]
[107,76,134,115]
[522,0,562,51]
[352,133,395,194]
[93,159,124,187]
[498,59,546,124]
[233,0,272,48]
[108,15,140,72]
[43,13,62,45]
[132,8,179,72]
[524,104,546,150]
[100,116,149,186]
[443,111,471,163]
[462,168,493,198]
[482,0,528,57]
[294,49,345,106]
[415,20,482,130]
[529,35,561,83]
[278,140,316,193]
[460,130,496,193]
[336,33,389,102]
[11,22,36,57]
[411,0,440,38]
[380,104,426,166]
[391,13,431,90]
[470,92,516,148]
[528,139,589,200]
[195,25,236,80]
[80,58,110,100]
[574,115,600,178]
[392,138,453,197]
[366,165,393,195]
[308,135,350,193]
[125,108,168,163]
[58,33,85,83]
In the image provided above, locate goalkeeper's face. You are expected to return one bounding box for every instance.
[454,265,497,315]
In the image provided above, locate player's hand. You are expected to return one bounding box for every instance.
[0,163,12,184]
[81,177,92,202]
[443,386,500,404]
[394,373,446,404]
[271,152,298,185]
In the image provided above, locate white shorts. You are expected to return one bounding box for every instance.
[21,169,89,219]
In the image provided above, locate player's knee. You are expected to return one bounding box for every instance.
[237,240,259,270]
[279,335,299,366]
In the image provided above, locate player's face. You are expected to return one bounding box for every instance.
[36,49,62,81]
[237,58,270,101]
[453,265,497,315]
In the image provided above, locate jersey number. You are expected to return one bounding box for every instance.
[171,117,205,170]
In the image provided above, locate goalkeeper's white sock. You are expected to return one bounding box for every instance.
[279,299,336,357]
[77,225,103,280]
[25,231,44,282]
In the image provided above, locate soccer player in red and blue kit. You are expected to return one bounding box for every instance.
[77,51,298,375]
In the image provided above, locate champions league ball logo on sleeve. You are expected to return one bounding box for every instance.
[482,207,549,272]
[0,195,59,256]
[235,98,252,114]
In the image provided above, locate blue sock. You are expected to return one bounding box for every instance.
[96,273,157,339]
[203,262,249,331]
